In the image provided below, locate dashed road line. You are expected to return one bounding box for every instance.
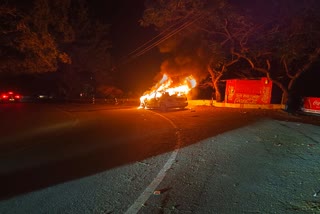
[125,111,182,214]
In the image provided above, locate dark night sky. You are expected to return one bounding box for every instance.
[91,0,164,94]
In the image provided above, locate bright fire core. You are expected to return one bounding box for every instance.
[139,74,197,105]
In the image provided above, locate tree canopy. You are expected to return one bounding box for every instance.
[0,0,115,97]
[0,0,73,74]
[58,0,113,97]
[141,0,320,102]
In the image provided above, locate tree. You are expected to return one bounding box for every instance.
[0,0,72,74]
[233,0,320,104]
[0,0,113,97]
[202,8,255,101]
[58,0,113,98]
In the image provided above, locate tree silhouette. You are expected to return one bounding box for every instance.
[141,0,320,103]
[58,0,113,98]
[0,0,72,74]
[233,0,320,104]
[0,0,113,98]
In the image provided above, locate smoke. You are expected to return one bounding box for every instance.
[142,33,209,99]
[158,36,209,85]
[160,57,198,82]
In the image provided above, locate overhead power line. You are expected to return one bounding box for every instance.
[126,12,194,57]
[119,12,204,65]
[129,13,203,58]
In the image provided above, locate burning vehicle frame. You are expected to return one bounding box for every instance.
[139,74,196,111]
[140,91,188,111]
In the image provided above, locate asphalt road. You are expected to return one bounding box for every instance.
[0,103,177,193]
[0,103,319,213]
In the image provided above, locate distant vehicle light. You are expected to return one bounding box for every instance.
[0,91,21,102]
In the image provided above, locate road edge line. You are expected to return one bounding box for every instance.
[125,111,181,214]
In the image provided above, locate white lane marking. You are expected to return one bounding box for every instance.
[125,111,181,214]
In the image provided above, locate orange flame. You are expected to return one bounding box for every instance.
[140,74,197,105]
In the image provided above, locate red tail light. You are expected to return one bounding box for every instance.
[2,94,8,99]
[14,95,21,99]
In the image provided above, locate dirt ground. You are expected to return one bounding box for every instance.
[204,108,319,213]
[197,107,320,126]
[145,107,320,213]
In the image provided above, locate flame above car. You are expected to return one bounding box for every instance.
[139,73,196,106]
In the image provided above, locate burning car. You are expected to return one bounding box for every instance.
[141,92,188,111]
[139,73,196,111]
